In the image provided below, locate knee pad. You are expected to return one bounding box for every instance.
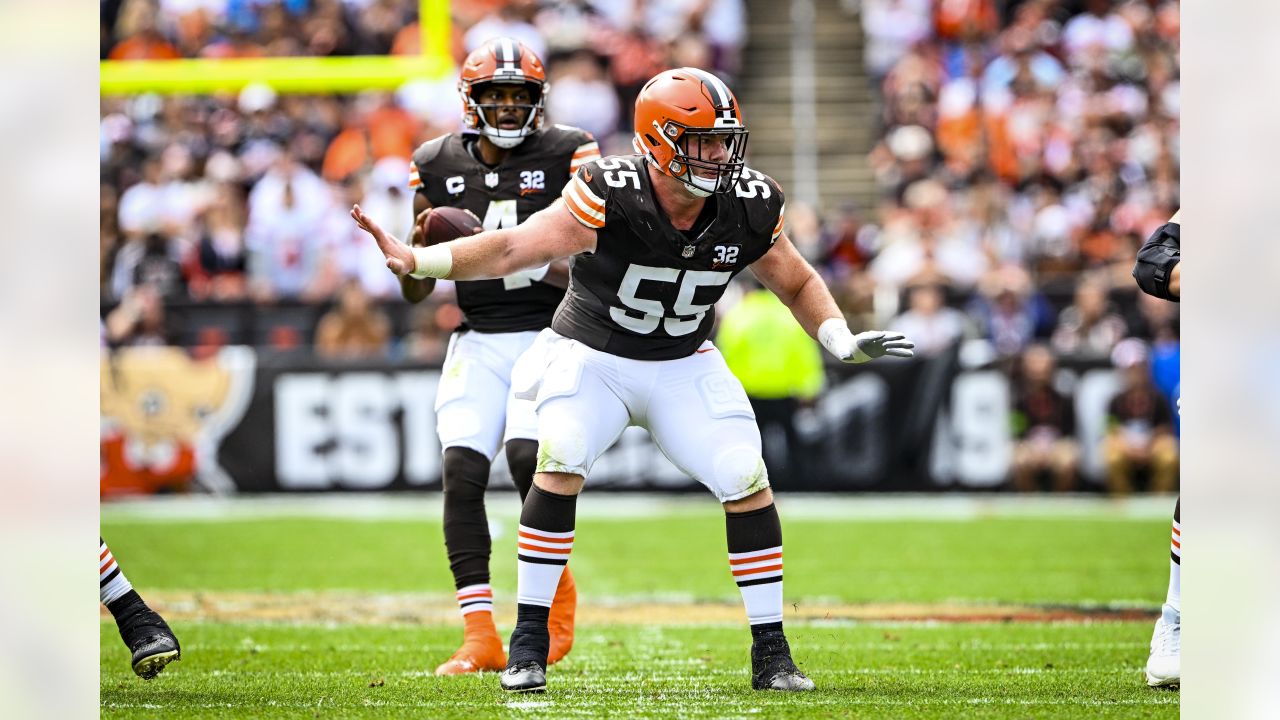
[504,439,539,501]
[714,447,770,501]
[442,446,491,499]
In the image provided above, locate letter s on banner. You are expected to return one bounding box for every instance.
[332,373,399,488]
[948,370,1012,487]
[275,374,332,489]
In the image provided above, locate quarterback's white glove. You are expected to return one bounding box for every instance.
[818,319,915,363]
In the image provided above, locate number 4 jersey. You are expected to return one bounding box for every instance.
[556,154,786,360]
[409,125,599,332]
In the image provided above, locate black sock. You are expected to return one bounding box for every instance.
[751,622,784,639]
[520,483,578,531]
[106,589,144,621]
[109,590,176,651]
[508,605,552,667]
[441,447,493,589]
[726,504,785,632]
[508,485,578,667]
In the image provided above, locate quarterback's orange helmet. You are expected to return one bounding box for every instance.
[633,67,748,196]
[458,37,548,149]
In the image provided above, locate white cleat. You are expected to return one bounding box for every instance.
[1145,603,1180,688]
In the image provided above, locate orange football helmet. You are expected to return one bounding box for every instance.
[633,67,748,196]
[458,37,548,149]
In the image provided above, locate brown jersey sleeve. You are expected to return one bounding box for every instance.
[568,132,601,175]
[561,161,610,229]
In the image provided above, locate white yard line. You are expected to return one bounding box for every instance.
[102,492,1178,523]
[103,697,1179,709]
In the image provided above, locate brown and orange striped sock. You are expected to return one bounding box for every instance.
[509,485,577,666]
[100,538,134,607]
[726,504,785,634]
[454,583,494,617]
[1167,498,1180,612]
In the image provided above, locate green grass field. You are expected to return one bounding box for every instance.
[101,494,1180,718]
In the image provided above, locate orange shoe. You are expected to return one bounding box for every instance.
[434,611,506,675]
[547,566,577,665]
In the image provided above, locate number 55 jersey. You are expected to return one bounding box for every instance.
[555,154,786,360]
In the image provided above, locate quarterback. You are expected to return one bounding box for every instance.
[355,67,913,693]
[400,37,598,675]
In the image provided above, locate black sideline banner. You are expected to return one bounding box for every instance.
[187,346,1124,493]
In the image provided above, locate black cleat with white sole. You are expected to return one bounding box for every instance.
[750,630,815,691]
[501,661,547,693]
[110,591,181,680]
[131,634,181,680]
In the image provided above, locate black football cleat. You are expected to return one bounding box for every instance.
[130,633,181,680]
[500,661,547,693]
[750,630,815,691]
[114,597,181,680]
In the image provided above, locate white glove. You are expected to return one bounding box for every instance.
[818,319,915,363]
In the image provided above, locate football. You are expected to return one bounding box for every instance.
[421,206,483,246]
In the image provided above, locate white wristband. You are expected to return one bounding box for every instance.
[410,245,453,279]
[817,318,857,362]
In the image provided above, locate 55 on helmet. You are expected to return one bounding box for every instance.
[458,37,548,149]
[633,67,748,197]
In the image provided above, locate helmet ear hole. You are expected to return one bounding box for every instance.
[644,133,658,147]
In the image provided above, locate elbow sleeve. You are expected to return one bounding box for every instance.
[1132,221,1180,301]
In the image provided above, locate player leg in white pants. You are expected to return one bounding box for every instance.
[434,329,550,675]
[502,333,811,692]
[639,342,809,689]
[505,328,581,663]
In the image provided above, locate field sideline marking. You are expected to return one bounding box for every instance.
[103,698,1178,709]
[102,492,1178,523]
[99,590,1160,625]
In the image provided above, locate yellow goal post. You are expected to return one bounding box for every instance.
[100,0,454,94]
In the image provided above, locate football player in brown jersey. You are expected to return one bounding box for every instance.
[1133,210,1181,688]
[399,37,599,676]
[355,67,914,693]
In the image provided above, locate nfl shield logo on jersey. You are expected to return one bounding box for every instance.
[485,172,499,188]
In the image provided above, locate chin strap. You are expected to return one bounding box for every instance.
[683,180,713,198]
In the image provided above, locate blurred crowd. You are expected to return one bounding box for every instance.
[100,0,1178,492]
[790,0,1178,492]
[101,0,746,360]
[832,0,1179,350]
